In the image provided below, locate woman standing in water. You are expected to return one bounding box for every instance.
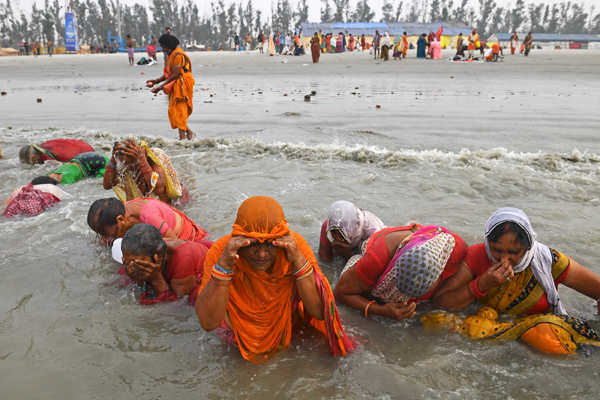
[146,34,195,140]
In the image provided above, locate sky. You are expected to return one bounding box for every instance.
[12,0,595,22]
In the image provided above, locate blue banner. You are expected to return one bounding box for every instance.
[65,12,78,52]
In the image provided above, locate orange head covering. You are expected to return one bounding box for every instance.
[198,196,353,363]
[231,196,289,241]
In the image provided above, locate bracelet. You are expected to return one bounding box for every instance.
[468,277,488,299]
[293,260,311,277]
[295,265,314,281]
[211,263,233,281]
[364,300,376,318]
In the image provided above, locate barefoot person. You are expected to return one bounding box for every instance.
[195,196,353,363]
[126,34,135,65]
[146,34,195,140]
[121,223,210,305]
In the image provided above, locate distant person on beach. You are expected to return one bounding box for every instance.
[126,34,135,65]
[103,139,186,205]
[380,33,391,61]
[146,36,157,61]
[310,33,320,63]
[258,32,265,54]
[523,32,533,56]
[360,34,366,51]
[19,139,94,165]
[510,32,519,55]
[334,225,466,320]
[87,197,208,245]
[120,223,210,305]
[372,30,381,59]
[348,34,355,51]
[3,176,70,217]
[45,152,109,184]
[47,40,53,56]
[455,33,465,58]
[146,34,195,140]
[318,200,385,263]
[417,34,427,58]
[194,196,353,363]
[401,32,408,58]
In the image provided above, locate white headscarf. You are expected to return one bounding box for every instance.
[326,200,384,248]
[484,207,566,315]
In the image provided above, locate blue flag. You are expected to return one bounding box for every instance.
[65,12,78,52]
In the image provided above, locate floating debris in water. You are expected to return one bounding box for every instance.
[376,105,381,109]
[283,112,301,117]
[304,95,311,102]
[1,91,6,96]
[36,98,42,103]
[311,90,316,96]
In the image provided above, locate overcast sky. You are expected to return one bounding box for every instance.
[13,0,595,21]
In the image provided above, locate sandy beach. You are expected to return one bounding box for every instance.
[1,49,600,399]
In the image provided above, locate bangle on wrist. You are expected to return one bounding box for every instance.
[364,300,376,318]
[469,277,488,299]
[294,260,313,280]
[211,263,233,281]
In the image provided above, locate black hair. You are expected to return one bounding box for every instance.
[87,198,125,234]
[31,176,58,185]
[487,221,531,248]
[403,31,407,35]
[158,33,179,51]
[122,223,167,258]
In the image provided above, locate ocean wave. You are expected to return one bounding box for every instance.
[2,127,599,176]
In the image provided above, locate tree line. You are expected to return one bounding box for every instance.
[1,0,598,48]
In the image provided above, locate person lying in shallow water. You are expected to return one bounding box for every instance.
[19,139,94,164]
[42,152,109,184]
[87,197,208,245]
[318,200,385,263]
[103,139,186,205]
[121,223,210,305]
[195,196,353,363]
[3,176,70,217]
[333,224,466,320]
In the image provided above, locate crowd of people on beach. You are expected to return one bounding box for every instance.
[5,131,600,363]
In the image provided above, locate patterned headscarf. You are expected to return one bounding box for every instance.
[484,207,566,315]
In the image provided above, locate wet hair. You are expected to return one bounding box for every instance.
[122,223,167,258]
[159,33,179,51]
[87,198,125,234]
[486,221,531,248]
[31,176,58,185]
[19,145,37,164]
[403,31,407,35]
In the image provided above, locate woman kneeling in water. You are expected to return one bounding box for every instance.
[334,224,466,320]
[121,223,209,304]
[431,208,600,353]
[87,197,208,244]
[318,200,384,263]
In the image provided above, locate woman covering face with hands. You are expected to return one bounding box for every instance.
[195,196,353,363]
[433,207,600,316]
[121,224,210,305]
